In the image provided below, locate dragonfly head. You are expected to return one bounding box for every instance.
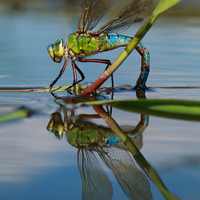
[47,38,65,63]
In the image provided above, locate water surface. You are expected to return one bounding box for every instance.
[0,4,200,200]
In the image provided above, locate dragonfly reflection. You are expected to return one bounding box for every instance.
[47,105,152,200]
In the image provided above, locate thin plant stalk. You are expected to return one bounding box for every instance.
[93,104,181,200]
[73,0,181,97]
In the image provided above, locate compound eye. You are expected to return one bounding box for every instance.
[47,45,54,60]
[47,38,64,63]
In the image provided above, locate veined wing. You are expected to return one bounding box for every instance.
[78,0,115,32]
[77,148,113,200]
[98,144,153,200]
[96,0,153,34]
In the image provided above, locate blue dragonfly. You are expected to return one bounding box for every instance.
[47,0,153,91]
[47,107,151,200]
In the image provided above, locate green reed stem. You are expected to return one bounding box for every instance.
[93,104,181,200]
[80,0,181,95]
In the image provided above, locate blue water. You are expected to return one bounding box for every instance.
[1,3,200,200]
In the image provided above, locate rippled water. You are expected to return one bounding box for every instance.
[0,3,200,200]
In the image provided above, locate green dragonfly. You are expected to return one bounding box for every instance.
[47,0,153,91]
[46,107,151,200]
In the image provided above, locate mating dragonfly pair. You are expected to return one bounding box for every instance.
[47,0,153,91]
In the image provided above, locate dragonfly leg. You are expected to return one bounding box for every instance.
[135,42,150,91]
[66,60,85,91]
[80,59,114,89]
[49,58,68,92]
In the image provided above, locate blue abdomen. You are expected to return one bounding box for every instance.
[99,33,132,52]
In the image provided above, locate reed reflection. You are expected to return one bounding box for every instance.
[46,91,152,200]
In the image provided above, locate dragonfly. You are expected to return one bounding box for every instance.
[47,107,151,200]
[67,110,151,199]
[76,143,153,200]
[47,0,153,91]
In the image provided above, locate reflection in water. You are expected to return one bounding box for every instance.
[98,144,151,200]
[46,90,181,200]
[47,102,152,200]
[77,148,113,200]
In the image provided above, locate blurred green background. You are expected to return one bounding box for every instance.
[0,0,200,15]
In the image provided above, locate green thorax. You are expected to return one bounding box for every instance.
[66,121,115,148]
[66,32,132,60]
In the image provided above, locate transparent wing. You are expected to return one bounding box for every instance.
[98,144,153,200]
[78,0,115,32]
[96,0,153,34]
[77,148,113,200]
